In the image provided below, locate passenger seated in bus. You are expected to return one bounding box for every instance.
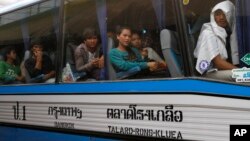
[194,1,238,81]
[109,26,166,78]
[74,27,104,80]
[24,40,55,83]
[0,47,25,84]
[131,32,166,67]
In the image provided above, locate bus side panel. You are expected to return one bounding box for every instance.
[0,125,115,141]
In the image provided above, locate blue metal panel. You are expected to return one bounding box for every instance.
[0,79,250,98]
[0,126,116,141]
[94,138,118,141]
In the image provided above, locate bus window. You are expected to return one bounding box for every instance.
[106,0,182,80]
[62,0,183,82]
[0,0,59,85]
[182,0,241,83]
[63,0,104,82]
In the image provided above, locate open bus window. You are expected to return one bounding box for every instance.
[0,0,59,85]
[63,0,183,83]
[182,0,246,83]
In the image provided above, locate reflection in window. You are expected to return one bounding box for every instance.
[0,0,59,85]
[0,1,58,26]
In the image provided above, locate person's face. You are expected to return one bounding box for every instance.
[214,9,228,28]
[7,50,17,60]
[32,45,43,56]
[84,36,98,49]
[117,29,131,47]
[131,34,142,49]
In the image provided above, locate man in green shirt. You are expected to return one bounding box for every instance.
[0,47,24,84]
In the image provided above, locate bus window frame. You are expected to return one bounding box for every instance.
[177,0,246,85]
[60,0,192,83]
[172,0,195,77]
[55,0,65,83]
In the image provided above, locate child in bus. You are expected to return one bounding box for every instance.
[25,40,55,83]
[131,32,166,68]
[109,26,165,78]
[0,47,25,84]
[74,27,104,80]
[194,1,238,81]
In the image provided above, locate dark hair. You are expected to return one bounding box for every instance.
[116,26,137,61]
[131,31,141,37]
[115,25,131,35]
[3,46,16,61]
[30,38,43,50]
[82,27,98,41]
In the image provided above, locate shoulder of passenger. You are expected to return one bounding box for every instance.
[131,47,140,52]
[109,48,118,54]
[200,29,217,39]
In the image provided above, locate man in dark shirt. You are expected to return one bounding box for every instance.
[25,41,55,83]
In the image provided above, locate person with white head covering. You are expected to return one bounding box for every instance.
[194,0,239,81]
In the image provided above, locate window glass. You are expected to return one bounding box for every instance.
[63,0,103,82]
[107,0,183,80]
[0,0,59,85]
[63,0,182,83]
[182,0,244,83]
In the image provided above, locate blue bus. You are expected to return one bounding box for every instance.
[0,0,250,140]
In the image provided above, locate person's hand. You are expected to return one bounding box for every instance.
[35,50,43,62]
[44,71,55,80]
[91,58,100,68]
[147,62,158,72]
[16,75,25,82]
[98,56,104,68]
[157,61,167,69]
[141,48,148,58]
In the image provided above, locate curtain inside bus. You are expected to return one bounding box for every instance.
[236,0,250,67]
[96,0,107,80]
[151,0,166,30]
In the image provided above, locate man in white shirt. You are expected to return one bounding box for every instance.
[194,1,239,81]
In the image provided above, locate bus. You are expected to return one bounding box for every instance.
[0,0,250,140]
